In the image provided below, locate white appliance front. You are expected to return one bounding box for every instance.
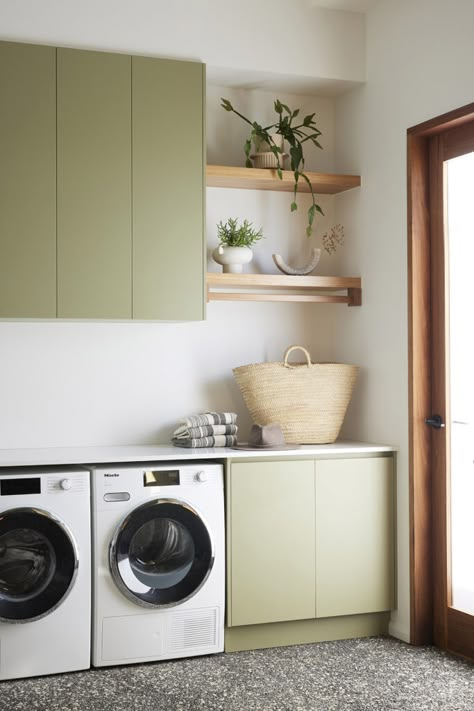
[91,461,225,667]
[0,469,91,680]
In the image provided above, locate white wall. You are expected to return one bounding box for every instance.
[334,0,474,642]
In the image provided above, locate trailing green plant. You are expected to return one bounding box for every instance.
[221,97,324,237]
[216,217,264,247]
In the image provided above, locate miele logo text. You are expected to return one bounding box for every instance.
[104,473,119,478]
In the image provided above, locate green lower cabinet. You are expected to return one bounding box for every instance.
[226,455,395,649]
[315,456,395,617]
[227,459,315,627]
[0,42,56,318]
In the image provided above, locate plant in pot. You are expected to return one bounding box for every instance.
[221,98,324,237]
[212,217,264,273]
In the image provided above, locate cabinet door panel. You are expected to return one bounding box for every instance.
[132,57,204,320]
[315,457,395,617]
[57,48,132,318]
[228,460,315,627]
[0,42,56,317]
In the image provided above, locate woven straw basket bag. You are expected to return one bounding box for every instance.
[233,345,358,444]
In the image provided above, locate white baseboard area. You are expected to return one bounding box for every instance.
[388,622,411,643]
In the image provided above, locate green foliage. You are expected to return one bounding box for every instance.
[216,217,264,247]
[220,97,324,236]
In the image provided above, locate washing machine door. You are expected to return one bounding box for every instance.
[110,498,214,608]
[0,507,78,623]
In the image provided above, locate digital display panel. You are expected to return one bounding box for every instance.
[143,470,180,487]
[0,478,41,496]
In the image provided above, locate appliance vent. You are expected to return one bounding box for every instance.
[169,607,217,651]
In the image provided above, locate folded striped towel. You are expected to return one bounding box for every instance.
[178,412,237,428]
[173,424,238,439]
[172,434,238,448]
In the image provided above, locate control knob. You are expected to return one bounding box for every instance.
[195,471,208,483]
[60,478,72,491]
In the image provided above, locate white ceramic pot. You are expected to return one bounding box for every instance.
[251,133,286,169]
[254,132,284,152]
[212,245,253,273]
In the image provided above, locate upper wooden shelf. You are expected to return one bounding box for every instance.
[206,165,361,194]
[207,273,362,306]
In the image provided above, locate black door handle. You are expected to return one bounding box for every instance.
[424,414,445,429]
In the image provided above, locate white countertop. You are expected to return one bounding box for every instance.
[0,442,396,468]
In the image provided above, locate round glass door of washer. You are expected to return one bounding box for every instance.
[0,507,78,623]
[109,499,214,608]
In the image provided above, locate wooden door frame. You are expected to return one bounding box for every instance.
[407,102,474,645]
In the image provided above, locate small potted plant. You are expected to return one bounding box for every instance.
[221,98,324,237]
[212,217,264,273]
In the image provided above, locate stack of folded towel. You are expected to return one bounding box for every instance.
[172,411,238,448]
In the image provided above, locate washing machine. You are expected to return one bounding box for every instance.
[90,460,224,667]
[0,468,91,680]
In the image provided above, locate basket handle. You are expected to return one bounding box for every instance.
[283,345,312,369]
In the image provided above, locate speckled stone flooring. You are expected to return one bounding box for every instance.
[0,636,473,711]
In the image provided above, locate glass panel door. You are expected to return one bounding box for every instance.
[428,117,474,659]
[447,150,474,616]
[407,103,474,655]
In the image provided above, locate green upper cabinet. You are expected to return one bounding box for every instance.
[132,57,205,320]
[0,41,205,321]
[0,42,56,318]
[57,48,132,319]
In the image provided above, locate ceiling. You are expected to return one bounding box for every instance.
[206,0,375,95]
[309,0,378,11]
[206,66,361,97]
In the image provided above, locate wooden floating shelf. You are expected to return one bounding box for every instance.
[206,165,361,194]
[207,273,362,306]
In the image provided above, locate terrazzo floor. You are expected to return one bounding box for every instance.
[1,636,473,711]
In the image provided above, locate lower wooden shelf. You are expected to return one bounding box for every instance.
[206,273,362,305]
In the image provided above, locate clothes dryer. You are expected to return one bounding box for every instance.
[91,461,224,667]
[0,469,91,680]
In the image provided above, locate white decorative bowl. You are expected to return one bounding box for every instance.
[212,245,253,273]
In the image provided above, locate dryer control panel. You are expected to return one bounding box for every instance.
[142,466,212,487]
[91,461,224,508]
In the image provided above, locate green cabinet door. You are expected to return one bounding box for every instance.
[0,41,56,317]
[315,456,395,618]
[132,57,205,320]
[57,48,132,318]
[227,459,316,627]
